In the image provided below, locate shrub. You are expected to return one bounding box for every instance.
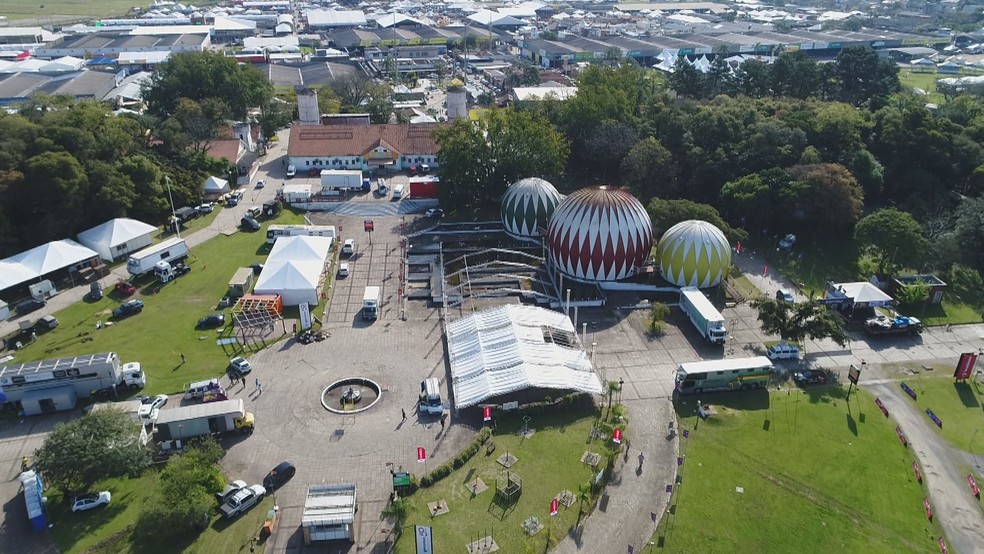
[421,427,492,488]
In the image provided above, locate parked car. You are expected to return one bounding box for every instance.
[88,282,104,301]
[338,263,350,277]
[198,313,226,329]
[34,315,58,332]
[420,163,431,174]
[424,208,444,218]
[216,480,248,503]
[16,299,45,316]
[246,206,262,219]
[115,281,136,297]
[408,165,418,176]
[377,182,389,196]
[255,179,265,189]
[71,491,111,512]
[286,165,296,178]
[241,216,260,231]
[198,203,215,214]
[249,263,264,275]
[342,239,355,256]
[113,299,144,318]
[229,357,253,376]
[778,234,796,251]
[203,389,229,403]
[148,394,168,410]
[793,369,828,385]
[776,289,794,304]
[262,462,296,490]
[767,344,801,361]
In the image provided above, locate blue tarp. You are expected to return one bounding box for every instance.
[87,58,117,65]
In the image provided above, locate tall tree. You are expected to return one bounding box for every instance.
[786,163,864,236]
[647,198,748,244]
[34,409,149,494]
[620,136,676,202]
[756,299,848,346]
[434,109,569,212]
[142,51,273,118]
[834,46,900,107]
[854,208,927,274]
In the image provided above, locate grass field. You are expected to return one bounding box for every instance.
[652,387,945,553]
[899,69,945,103]
[14,209,308,396]
[47,471,275,554]
[1,0,145,22]
[899,371,984,451]
[394,403,606,554]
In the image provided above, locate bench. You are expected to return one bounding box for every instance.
[486,441,496,455]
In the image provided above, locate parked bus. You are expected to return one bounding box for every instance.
[266,225,337,245]
[674,356,773,395]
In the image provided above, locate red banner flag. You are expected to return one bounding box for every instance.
[736,242,741,254]
[763,265,769,276]
[483,406,492,422]
[612,428,623,444]
[417,447,426,463]
[550,498,559,516]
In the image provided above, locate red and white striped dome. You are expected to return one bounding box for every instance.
[546,186,654,282]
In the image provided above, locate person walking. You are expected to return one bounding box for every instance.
[255,379,260,391]
[181,353,186,364]
[638,451,645,469]
[401,408,407,421]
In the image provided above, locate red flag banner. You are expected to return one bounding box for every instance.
[612,428,623,444]
[550,498,559,516]
[417,447,426,463]
[483,406,492,422]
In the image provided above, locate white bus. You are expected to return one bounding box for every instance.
[674,356,773,396]
[266,225,337,244]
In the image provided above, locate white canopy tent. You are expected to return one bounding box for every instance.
[203,176,230,197]
[252,236,332,306]
[447,305,603,409]
[0,239,99,293]
[77,218,158,262]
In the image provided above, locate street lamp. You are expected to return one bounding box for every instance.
[165,175,181,239]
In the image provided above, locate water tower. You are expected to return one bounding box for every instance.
[296,87,320,125]
[446,78,468,121]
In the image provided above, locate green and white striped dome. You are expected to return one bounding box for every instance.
[657,220,732,288]
[501,178,563,239]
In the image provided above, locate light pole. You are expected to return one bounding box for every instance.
[972,429,980,465]
[165,175,181,239]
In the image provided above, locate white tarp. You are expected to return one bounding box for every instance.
[447,305,602,409]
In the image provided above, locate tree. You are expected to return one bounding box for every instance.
[135,438,224,538]
[786,163,864,237]
[434,109,569,212]
[854,208,927,274]
[257,97,295,141]
[755,300,848,347]
[168,97,228,156]
[364,81,394,124]
[620,137,676,202]
[834,46,900,107]
[647,198,748,245]
[34,409,148,494]
[667,57,706,99]
[583,121,638,180]
[142,51,272,118]
[329,73,374,108]
[648,301,670,336]
[895,279,930,305]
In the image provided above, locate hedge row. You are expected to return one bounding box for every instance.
[419,427,493,488]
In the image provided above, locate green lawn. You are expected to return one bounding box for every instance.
[652,387,945,553]
[901,372,984,452]
[899,69,945,103]
[14,209,308,396]
[899,299,984,326]
[749,237,860,296]
[395,403,606,554]
[47,471,275,554]
[0,0,141,20]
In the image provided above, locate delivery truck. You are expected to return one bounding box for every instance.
[153,398,254,441]
[408,176,440,199]
[127,238,189,276]
[320,170,364,191]
[363,286,380,321]
[679,287,727,345]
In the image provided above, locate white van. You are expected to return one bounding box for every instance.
[767,344,801,361]
[183,378,222,400]
[392,184,405,199]
[418,378,444,414]
[286,165,296,178]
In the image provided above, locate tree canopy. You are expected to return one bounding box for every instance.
[755,300,849,346]
[854,208,927,274]
[434,108,569,213]
[34,409,149,494]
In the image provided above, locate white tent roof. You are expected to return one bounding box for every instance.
[830,281,894,306]
[254,260,323,291]
[204,176,229,192]
[447,305,602,409]
[268,235,333,262]
[77,218,157,249]
[0,239,98,290]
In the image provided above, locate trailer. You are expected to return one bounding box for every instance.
[408,176,440,199]
[0,353,146,416]
[865,315,923,336]
[675,357,773,395]
[126,238,189,276]
[320,170,363,191]
[154,398,254,441]
[362,286,380,321]
[679,287,727,345]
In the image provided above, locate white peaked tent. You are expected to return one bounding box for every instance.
[253,236,333,306]
[203,176,231,197]
[0,239,99,293]
[77,218,158,262]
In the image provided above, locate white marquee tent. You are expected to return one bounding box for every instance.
[252,235,332,306]
[0,239,99,293]
[447,305,603,409]
[77,218,158,262]
[204,176,231,197]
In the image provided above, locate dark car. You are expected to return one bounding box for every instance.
[262,462,296,490]
[113,299,144,318]
[241,216,260,231]
[793,370,828,385]
[16,299,46,316]
[197,313,226,329]
[424,208,444,218]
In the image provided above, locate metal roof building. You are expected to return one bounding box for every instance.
[302,484,357,543]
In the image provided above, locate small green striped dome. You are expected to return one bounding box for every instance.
[657,220,731,288]
[500,178,563,239]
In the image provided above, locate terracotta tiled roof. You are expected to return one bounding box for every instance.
[287,123,446,158]
[208,139,244,164]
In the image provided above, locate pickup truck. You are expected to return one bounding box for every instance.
[219,484,266,518]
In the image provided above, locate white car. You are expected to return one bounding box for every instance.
[767,344,801,361]
[147,394,168,410]
[216,480,248,503]
[255,179,265,188]
[342,239,355,256]
[338,262,350,277]
[197,203,214,214]
[72,491,111,512]
[229,357,252,376]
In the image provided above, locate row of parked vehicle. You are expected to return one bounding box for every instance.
[216,462,294,518]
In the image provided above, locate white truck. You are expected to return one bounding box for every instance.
[127,238,189,276]
[320,170,364,191]
[362,286,380,321]
[153,398,254,441]
[219,484,266,518]
[679,287,727,345]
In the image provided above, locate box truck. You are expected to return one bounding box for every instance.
[127,238,189,276]
[679,287,727,345]
[362,286,380,321]
[153,398,254,441]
